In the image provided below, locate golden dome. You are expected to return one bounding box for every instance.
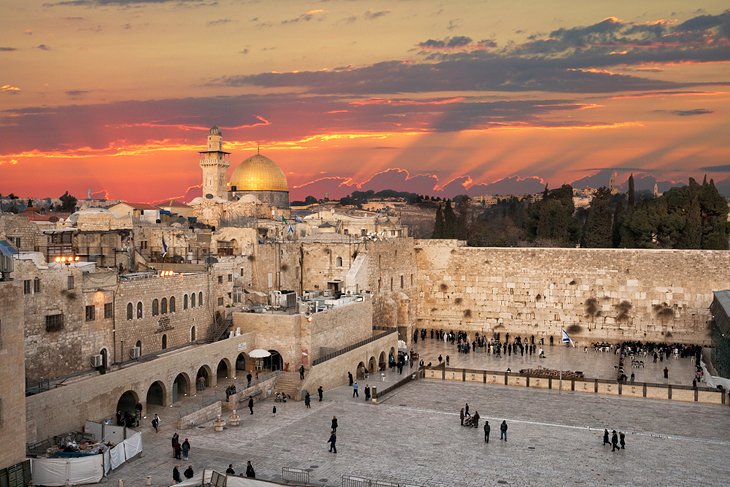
[229,154,288,192]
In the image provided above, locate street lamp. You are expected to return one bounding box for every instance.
[54,255,80,265]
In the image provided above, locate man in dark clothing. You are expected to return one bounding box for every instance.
[328,432,337,453]
[246,373,252,388]
[248,397,254,414]
[500,420,508,441]
[348,371,353,386]
[184,465,194,479]
[611,430,619,451]
[663,367,669,379]
[364,384,371,401]
[331,416,338,433]
[226,464,235,475]
[171,433,179,458]
[460,408,465,426]
[299,364,305,380]
[246,461,255,478]
[484,421,490,443]
[181,438,190,460]
[172,466,181,484]
[603,429,610,445]
[317,385,324,401]
[465,403,470,417]
[152,414,160,432]
[472,411,480,429]
[619,432,626,449]
[304,391,311,408]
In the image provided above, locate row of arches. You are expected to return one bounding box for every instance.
[355,347,397,380]
[115,350,284,417]
[125,292,204,320]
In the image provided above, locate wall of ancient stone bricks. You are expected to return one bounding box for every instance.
[0,213,41,251]
[0,281,26,469]
[25,333,256,443]
[414,240,730,345]
[115,271,217,358]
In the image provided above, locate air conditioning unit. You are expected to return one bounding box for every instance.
[91,354,103,368]
[130,347,141,359]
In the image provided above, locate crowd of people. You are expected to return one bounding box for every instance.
[414,327,554,359]
[458,403,509,443]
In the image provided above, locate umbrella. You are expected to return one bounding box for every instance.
[248,349,271,358]
[397,340,407,350]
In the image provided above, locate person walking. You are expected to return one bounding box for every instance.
[484,421,490,443]
[327,432,337,453]
[460,407,465,426]
[611,430,619,452]
[472,411,480,429]
[152,413,160,432]
[246,372,252,388]
[352,382,359,398]
[172,466,182,484]
[663,366,669,379]
[603,429,610,446]
[304,391,311,408]
[248,396,254,415]
[331,416,338,433]
[226,464,235,475]
[446,355,450,366]
[246,461,256,478]
[364,384,370,401]
[272,404,277,416]
[500,420,508,441]
[465,403,470,417]
[184,465,194,479]
[619,432,626,449]
[317,385,324,401]
[181,438,190,461]
[299,364,305,380]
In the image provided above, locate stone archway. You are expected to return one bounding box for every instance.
[264,350,283,371]
[116,390,139,425]
[146,380,166,407]
[172,373,191,403]
[236,352,248,372]
[196,365,212,391]
[368,356,376,373]
[357,361,367,380]
[217,358,232,381]
[378,351,386,371]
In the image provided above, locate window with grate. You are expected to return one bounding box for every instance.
[170,296,176,312]
[33,277,41,293]
[23,280,31,294]
[152,299,159,316]
[85,305,95,321]
[45,314,64,332]
[67,275,75,290]
[104,302,113,319]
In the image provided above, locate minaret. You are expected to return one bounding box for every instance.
[199,126,230,199]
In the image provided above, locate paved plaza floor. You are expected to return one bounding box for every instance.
[105,364,730,487]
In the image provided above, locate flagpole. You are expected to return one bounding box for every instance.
[559,339,563,395]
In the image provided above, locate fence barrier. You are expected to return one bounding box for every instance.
[342,475,425,487]
[313,330,396,366]
[282,467,310,483]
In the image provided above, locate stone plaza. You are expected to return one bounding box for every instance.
[103,341,730,487]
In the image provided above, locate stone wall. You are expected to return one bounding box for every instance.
[415,240,730,345]
[232,299,373,367]
[0,281,26,469]
[0,213,41,251]
[25,333,256,443]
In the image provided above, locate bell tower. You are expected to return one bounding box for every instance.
[199,126,230,199]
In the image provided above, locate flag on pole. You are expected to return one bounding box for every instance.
[287,224,294,235]
[281,215,288,224]
[162,236,168,258]
[561,329,575,347]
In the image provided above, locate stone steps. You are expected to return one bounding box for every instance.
[275,371,303,400]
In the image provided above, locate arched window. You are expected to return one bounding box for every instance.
[190,326,196,342]
[135,340,142,356]
[183,294,188,310]
[170,296,176,313]
[152,299,159,316]
[161,297,167,314]
[191,293,196,307]
[198,291,203,306]
[161,334,167,350]
[336,256,343,267]
[127,303,133,320]
[136,302,143,319]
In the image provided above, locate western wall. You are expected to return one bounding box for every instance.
[414,240,730,345]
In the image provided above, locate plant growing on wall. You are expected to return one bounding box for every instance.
[585,297,600,317]
[615,300,632,321]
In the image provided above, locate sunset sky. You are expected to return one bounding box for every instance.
[1,0,729,203]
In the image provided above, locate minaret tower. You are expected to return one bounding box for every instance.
[199,126,230,199]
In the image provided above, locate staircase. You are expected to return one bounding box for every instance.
[275,371,303,400]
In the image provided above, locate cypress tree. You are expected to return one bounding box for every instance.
[581,187,614,248]
[612,197,623,247]
[627,174,635,209]
[443,200,457,239]
[432,204,444,238]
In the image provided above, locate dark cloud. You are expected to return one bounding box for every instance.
[700,164,730,172]
[0,47,17,51]
[363,10,390,20]
[672,108,713,116]
[207,19,232,27]
[65,90,91,98]
[36,44,51,51]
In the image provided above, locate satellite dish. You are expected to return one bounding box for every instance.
[205,193,214,199]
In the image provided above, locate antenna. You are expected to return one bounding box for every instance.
[257,143,260,155]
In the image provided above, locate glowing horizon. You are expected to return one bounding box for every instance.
[1,1,729,203]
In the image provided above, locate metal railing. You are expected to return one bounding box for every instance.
[312,330,396,366]
[342,475,424,487]
[373,367,423,399]
[282,467,310,483]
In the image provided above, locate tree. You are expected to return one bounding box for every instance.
[443,200,457,238]
[432,203,445,238]
[58,191,77,212]
[581,187,614,248]
[627,174,635,209]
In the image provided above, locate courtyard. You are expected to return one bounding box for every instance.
[103,353,730,487]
